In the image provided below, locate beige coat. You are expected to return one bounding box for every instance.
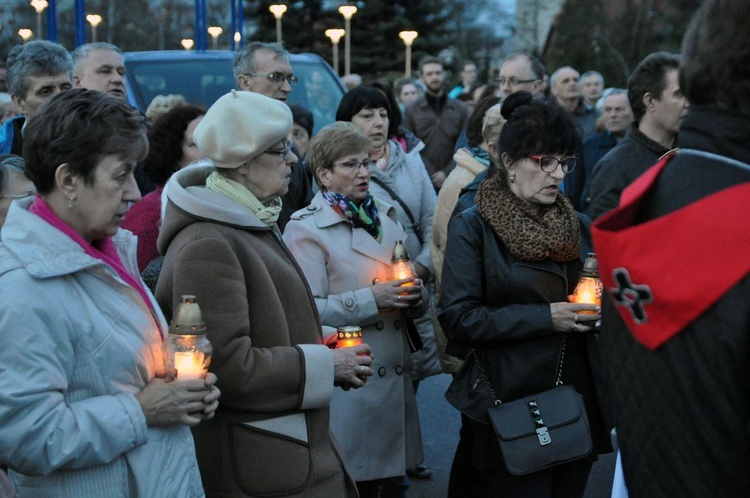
[429,147,488,373]
[284,192,424,482]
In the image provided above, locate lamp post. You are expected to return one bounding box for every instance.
[86,14,102,42]
[181,38,195,51]
[268,4,287,44]
[30,0,48,40]
[324,28,345,76]
[338,5,357,76]
[398,31,418,77]
[18,29,33,44]
[207,26,223,50]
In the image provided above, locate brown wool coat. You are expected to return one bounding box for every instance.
[156,165,357,498]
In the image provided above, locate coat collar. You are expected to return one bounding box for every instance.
[310,191,404,266]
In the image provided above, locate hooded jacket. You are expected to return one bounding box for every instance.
[156,164,356,498]
[592,106,750,497]
[0,197,203,498]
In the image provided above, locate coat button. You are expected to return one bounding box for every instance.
[395,365,404,375]
[307,205,316,211]
[375,321,384,330]
[378,367,386,377]
[394,320,401,330]
[344,298,354,307]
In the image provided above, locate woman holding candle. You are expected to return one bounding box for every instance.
[0,89,220,497]
[284,121,427,498]
[439,92,611,497]
[156,91,371,498]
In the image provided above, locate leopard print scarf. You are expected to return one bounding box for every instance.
[475,174,580,262]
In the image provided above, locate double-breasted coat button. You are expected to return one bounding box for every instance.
[306,205,316,211]
[344,298,355,308]
[394,320,401,330]
[395,365,404,375]
[378,367,386,377]
[375,321,385,330]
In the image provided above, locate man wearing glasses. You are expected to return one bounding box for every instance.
[233,42,310,231]
[233,42,296,103]
[495,53,546,98]
[0,154,35,229]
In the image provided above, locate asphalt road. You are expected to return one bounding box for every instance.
[408,373,616,498]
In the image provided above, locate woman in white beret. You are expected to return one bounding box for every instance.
[155,90,372,498]
[283,122,427,498]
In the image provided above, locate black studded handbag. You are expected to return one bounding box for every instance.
[475,337,594,475]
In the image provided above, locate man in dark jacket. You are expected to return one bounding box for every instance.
[565,89,633,214]
[405,56,468,190]
[592,1,750,495]
[588,52,688,219]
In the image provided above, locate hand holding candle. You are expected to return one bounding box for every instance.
[164,296,213,381]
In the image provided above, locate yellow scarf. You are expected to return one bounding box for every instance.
[205,171,282,227]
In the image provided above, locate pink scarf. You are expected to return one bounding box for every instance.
[29,196,157,319]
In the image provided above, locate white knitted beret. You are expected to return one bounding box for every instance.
[193,89,293,169]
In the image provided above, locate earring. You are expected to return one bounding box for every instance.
[68,195,76,209]
[510,172,515,184]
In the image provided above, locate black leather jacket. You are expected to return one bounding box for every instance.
[439,205,610,452]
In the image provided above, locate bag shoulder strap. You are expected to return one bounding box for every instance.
[474,336,567,405]
[370,176,423,246]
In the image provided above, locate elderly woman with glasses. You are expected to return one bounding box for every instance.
[0,89,220,497]
[439,92,611,497]
[284,121,427,498]
[156,91,370,498]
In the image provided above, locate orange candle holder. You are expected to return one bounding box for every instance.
[336,326,363,349]
[572,253,603,314]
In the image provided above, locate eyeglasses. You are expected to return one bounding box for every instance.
[528,155,578,174]
[0,191,35,199]
[336,159,375,171]
[496,77,537,87]
[243,72,298,85]
[263,142,292,161]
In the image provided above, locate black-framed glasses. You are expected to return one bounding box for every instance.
[336,159,375,171]
[243,72,298,85]
[263,142,292,161]
[496,77,537,86]
[528,154,577,174]
[0,191,35,199]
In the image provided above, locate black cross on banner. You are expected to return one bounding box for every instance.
[610,268,654,324]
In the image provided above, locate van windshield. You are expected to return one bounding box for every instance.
[127,58,343,134]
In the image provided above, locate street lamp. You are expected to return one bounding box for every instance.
[18,29,33,44]
[399,31,419,77]
[338,5,357,76]
[234,32,242,46]
[181,38,195,51]
[325,29,345,76]
[30,0,48,40]
[207,26,223,50]
[268,4,287,44]
[86,14,102,42]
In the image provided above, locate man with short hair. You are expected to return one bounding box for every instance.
[405,56,468,190]
[448,60,478,99]
[565,89,633,213]
[589,52,688,219]
[72,42,126,100]
[234,41,295,102]
[593,1,750,494]
[0,40,72,155]
[580,70,604,108]
[551,65,598,137]
[495,53,545,97]
[234,41,309,230]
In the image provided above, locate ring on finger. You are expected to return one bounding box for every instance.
[359,365,365,373]
[574,314,578,323]
[397,295,401,301]
[574,323,579,333]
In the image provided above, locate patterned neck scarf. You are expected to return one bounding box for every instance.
[322,190,382,242]
[475,174,580,262]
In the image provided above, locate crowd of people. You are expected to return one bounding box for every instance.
[0,0,748,496]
